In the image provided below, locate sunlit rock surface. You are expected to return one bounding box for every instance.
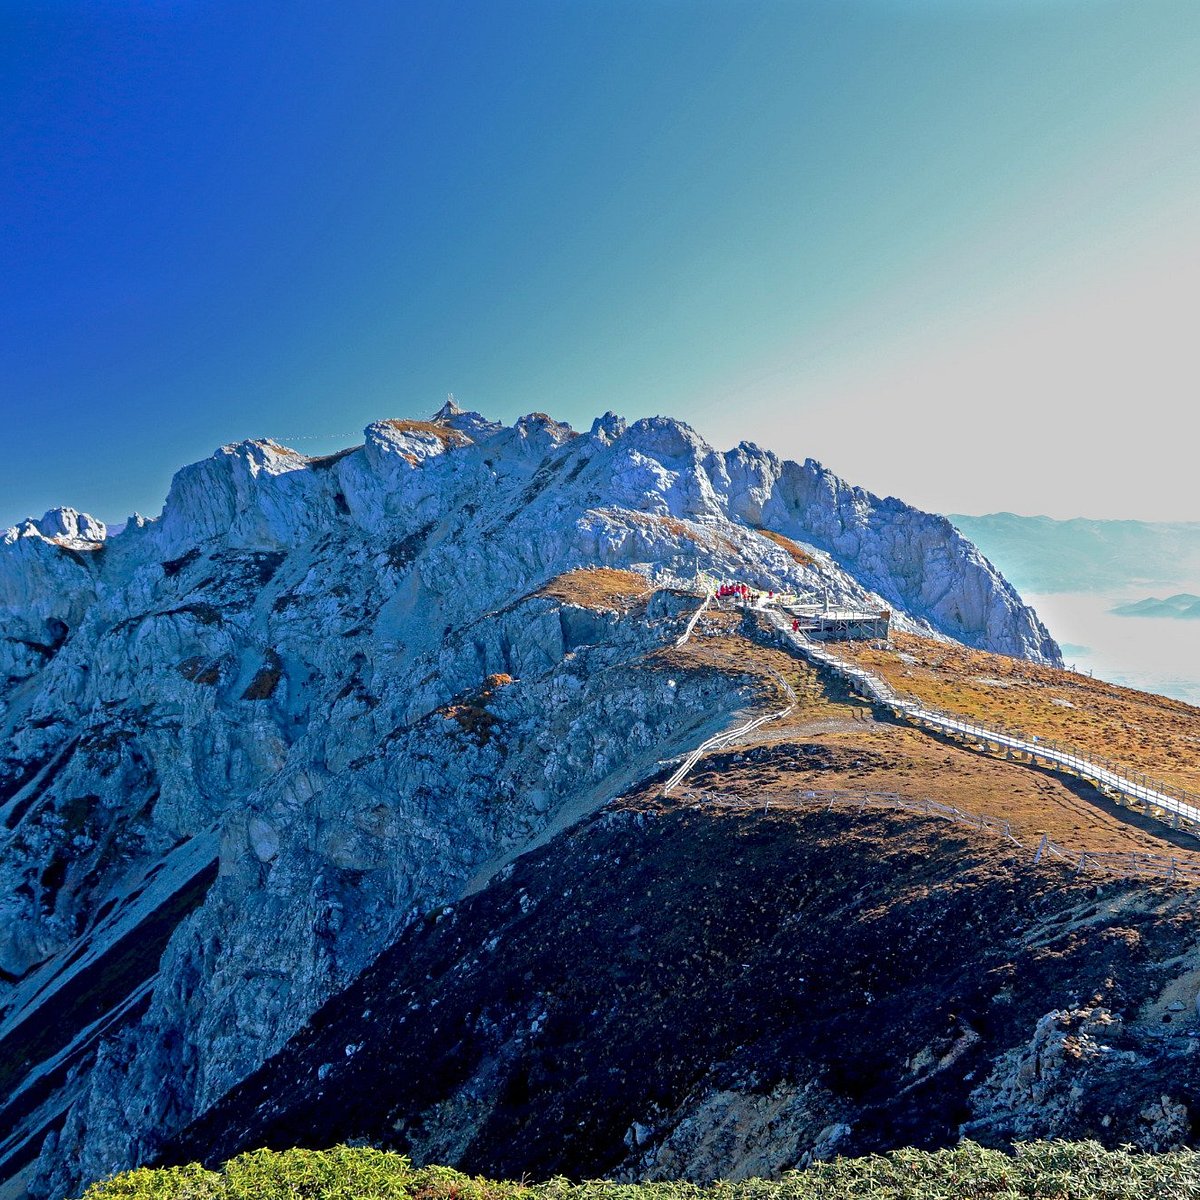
[0,409,1058,1199]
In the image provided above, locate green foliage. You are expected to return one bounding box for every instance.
[407,1162,532,1200]
[78,1142,1200,1200]
[82,1163,222,1200]
[222,1147,414,1200]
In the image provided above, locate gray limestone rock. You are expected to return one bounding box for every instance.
[0,407,1059,1199]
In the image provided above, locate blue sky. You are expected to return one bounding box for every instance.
[3,0,1198,528]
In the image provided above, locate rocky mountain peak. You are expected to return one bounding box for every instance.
[4,507,106,550]
[0,404,1061,1199]
[589,411,628,445]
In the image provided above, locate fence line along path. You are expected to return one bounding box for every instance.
[662,670,796,794]
[679,784,1200,885]
[675,590,713,647]
[764,610,1200,841]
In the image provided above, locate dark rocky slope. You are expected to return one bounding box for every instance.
[162,786,1200,1183]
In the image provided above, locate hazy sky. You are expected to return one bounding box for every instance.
[3,0,1198,529]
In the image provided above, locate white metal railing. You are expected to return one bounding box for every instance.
[663,671,796,794]
[675,590,712,647]
[764,610,1200,838]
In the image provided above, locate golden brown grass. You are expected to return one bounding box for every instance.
[753,527,815,566]
[713,719,1200,859]
[638,512,700,541]
[307,445,362,470]
[382,419,472,447]
[440,674,513,744]
[836,632,1200,796]
[536,568,651,610]
[652,622,843,717]
[649,622,1200,860]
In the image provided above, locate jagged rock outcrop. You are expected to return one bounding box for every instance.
[965,1004,1198,1152]
[0,408,1058,1199]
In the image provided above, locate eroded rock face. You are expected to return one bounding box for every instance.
[623,1081,852,1182]
[966,1005,1198,1153]
[0,409,1058,1199]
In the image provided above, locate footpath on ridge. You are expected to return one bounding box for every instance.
[762,608,1200,840]
[666,586,1200,855]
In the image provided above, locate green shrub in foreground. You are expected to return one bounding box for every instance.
[80,1141,1200,1200]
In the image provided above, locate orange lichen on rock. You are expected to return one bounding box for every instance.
[753,528,815,566]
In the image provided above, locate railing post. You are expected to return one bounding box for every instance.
[1033,834,1048,864]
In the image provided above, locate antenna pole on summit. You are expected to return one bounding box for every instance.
[434,393,463,422]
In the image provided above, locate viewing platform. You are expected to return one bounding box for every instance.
[778,601,891,642]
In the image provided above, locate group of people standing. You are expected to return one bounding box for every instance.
[714,581,780,608]
[716,581,752,602]
[713,579,802,633]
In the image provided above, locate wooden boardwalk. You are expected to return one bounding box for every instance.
[765,609,1200,841]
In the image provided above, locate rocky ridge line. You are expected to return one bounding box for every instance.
[0,408,1057,1199]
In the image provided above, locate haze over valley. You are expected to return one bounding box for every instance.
[952,513,1200,705]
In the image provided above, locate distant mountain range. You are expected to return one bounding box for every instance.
[1111,594,1200,619]
[949,513,1200,594]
